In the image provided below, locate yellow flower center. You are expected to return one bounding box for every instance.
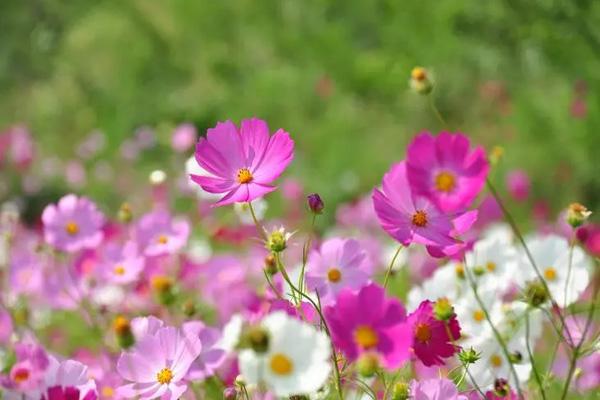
[151,275,173,292]
[411,67,427,81]
[486,261,497,272]
[112,316,130,335]
[435,171,456,193]
[544,267,557,281]
[414,322,432,343]
[65,221,79,236]
[473,309,485,322]
[327,268,342,283]
[411,210,428,227]
[490,354,503,368]
[354,325,379,349]
[237,168,253,184]
[455,263,465,278]
[13,369,30,383]
[269,353,294,376]
[156,368,173,384]
[157,235,169,245]
[114,265,126,276]
[101,386,115,397]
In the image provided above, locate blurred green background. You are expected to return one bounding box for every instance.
[1,0,600,214]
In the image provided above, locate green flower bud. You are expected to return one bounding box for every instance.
[566,203,591,228]
[433,297,455,321]
[391,381,410,400]
[523,280,549,307]
[356,352,379,378]
[458,347,481,365]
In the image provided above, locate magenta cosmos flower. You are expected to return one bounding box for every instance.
[305,238,370,305]
[134,210,190,257]
[324,284,412,370]
[42,195,104,253]
[42,357,97,400]
[406,132,489,212]
[190,118,294,206]
[373,162,462,251]
[117,326,201,400]
[410,378,469,400]
[407,300,461,367]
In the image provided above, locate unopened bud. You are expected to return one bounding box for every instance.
[223,387,238,400]
[473,265,486,276]
[266,228,290,253]
[523,280,549,307]
[409,67,433,95]
[242,325,270,354]
[458,347,481,365]
[566,203,592,228]
[489,146,504,165]
[391,381,410,400]
[150,275,176,306]
[455,263,465,279]
[181,299,197,317]
[493,378,510,397]
[356,352,379,378]
[509,351,523,364]
[433,298,455,321]
[117,203,133,223]
[264,254,278,275]
[113,316,134,348]
[149,169,167,185]
[307,193,324,214]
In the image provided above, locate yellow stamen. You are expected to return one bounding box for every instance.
[490,354,503,368]
[101,386,115,397]
[114,265,126,276]
[269,353,293,376]
[327,268,342,283]
[473,309,485,322]
[435,171,456,193]
[411,67,427,82]
[157,235,169,245]
[151,275,173,292]
[354,325,379,349]
[411,210,428,227]
[486,261,497,272]
[544,267,557,281]
[236,168,253,184]
[414,322,432,343]
[65,221,79,236]
[156,368,173,384]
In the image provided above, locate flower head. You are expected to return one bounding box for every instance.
[407,300,461,366]
[42,195,104,252]
[409,378,469,400]
[305,238,370,305]
[117,326,201,400]
[134,210,189,257]
[182,321,226,381]
[238,311,330,397]
[100,241,144,285]
[406,132,489,212]
[325,284,412,370]
[191,118,294,206]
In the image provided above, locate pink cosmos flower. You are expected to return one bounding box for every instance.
[407,300,461,367]
[505,170,530,202]
[171,123,197,153]
[373,162,471,256]
[100,241,144,285]
[134,210,190,257]
[305,238,370,305]
[406,132,489,212]
[324,284,412,370]
[182,321,226,380]
[117,326,201,400]
[410,378,468,400]
[191,118,294,206]
[1,338,50,395]
[42,195,105,253]
[42,358,97,400]
[131,316,164,341]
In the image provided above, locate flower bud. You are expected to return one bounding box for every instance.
[509,351,523,364]
[493,378,510,397]
[458,347,481,365]
[117,203,133,223]
[356,352,379,378]
[523,280,549,307]
[489,146,504,166]
[433,298,455,321]
[150,275,176,306]
[149,169,167,185]
[409,67,433,95]
[264,254,278,276]
[223,387,238,400]
[307,193,324,214]
[473,265,486,276]
[113,316,134,349]
[241,325,270,354]
[391,381,410,400]
[181,299,197,317]
[265,227,291,253]
[566,202,592,228]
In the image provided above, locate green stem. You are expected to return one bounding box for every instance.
[247,201,267,241]
[298,214,317,294]
[383,245,403,289]
[525,311,547,400]
[428,95,450,130]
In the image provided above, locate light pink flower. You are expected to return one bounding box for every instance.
[134,210,189,257]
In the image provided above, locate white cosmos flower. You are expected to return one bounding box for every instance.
[454,289,503,347]
[234,198,268,225]
[481,223,514,245]
[219,313,244,353]
[517,234,591,308]
[185,156,220,201]
[239,311,331,397]
[407,260,468,311]
[464,235,519,294]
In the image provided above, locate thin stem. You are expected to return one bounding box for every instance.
[525,311,547,400]
[247,201,267,241]
[464,264,524,399]
[383,246,403,289]
[298,214,317,294]
[428,95,449,130]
